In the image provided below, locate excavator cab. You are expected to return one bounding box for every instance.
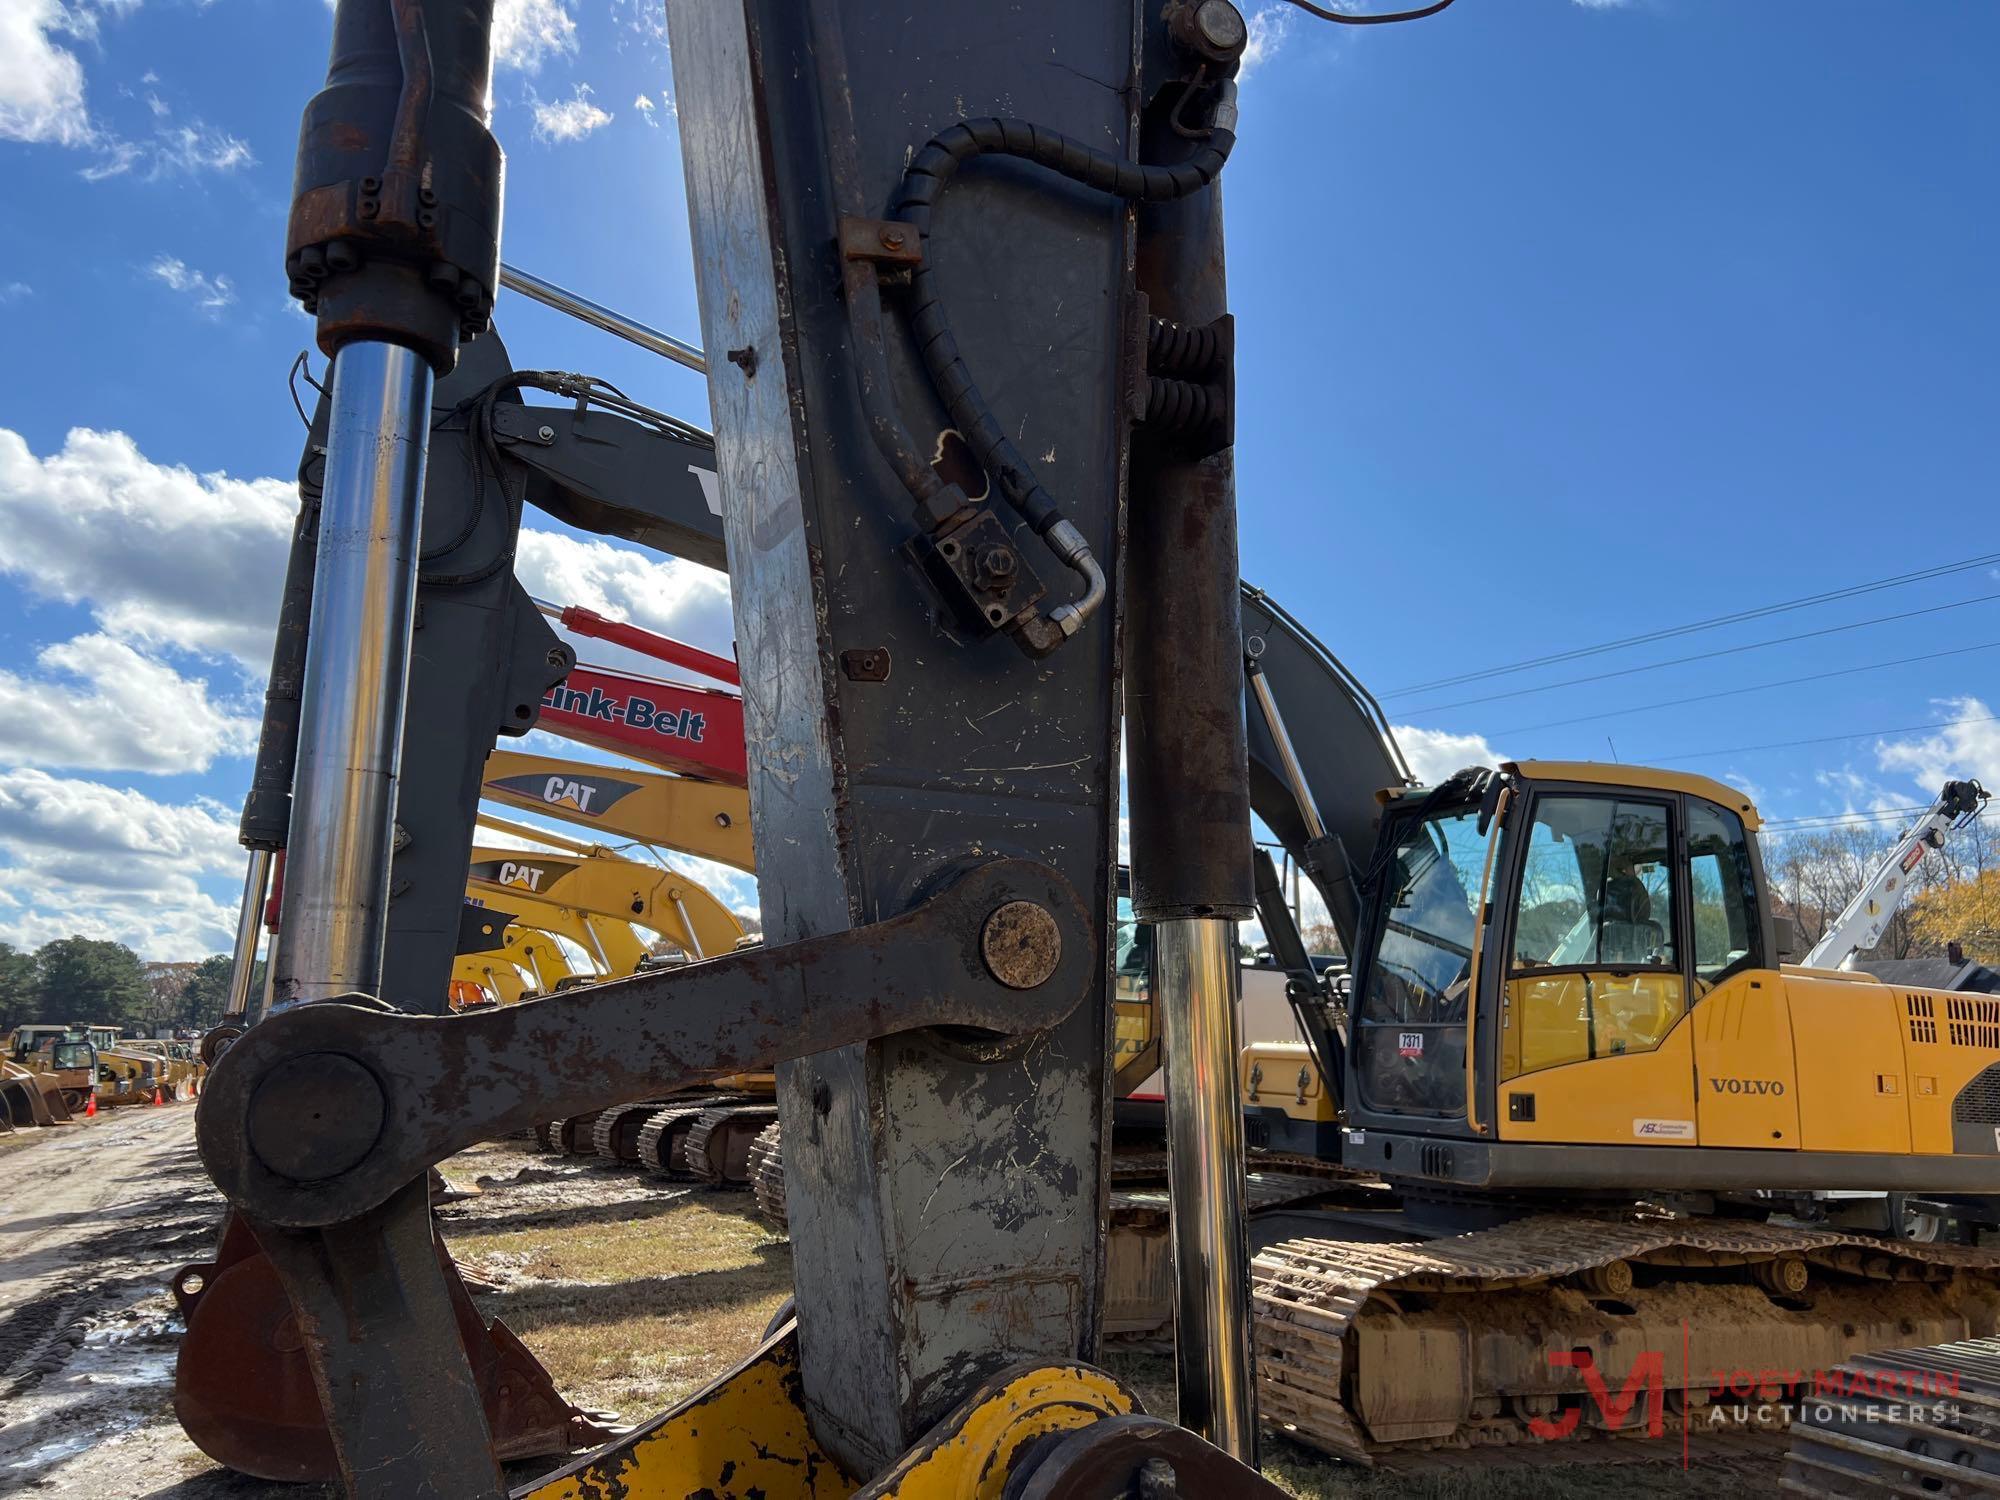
[1346,761,1768,1150]
[1340,760,2000,1207]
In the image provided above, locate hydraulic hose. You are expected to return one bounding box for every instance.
[888,83,1240,634]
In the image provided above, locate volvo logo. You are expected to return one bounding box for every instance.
[1708,1077,1785,1096]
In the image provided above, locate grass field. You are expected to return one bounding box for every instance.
[437,1141,1767,1499]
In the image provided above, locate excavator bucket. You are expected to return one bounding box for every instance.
[0,1062,70,1127]
[173,1212,618,1482]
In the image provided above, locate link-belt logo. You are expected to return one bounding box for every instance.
[469,858,575,894]
[1708,1077,1787,1096]
[542,684,706,743]
[488,771,643,816]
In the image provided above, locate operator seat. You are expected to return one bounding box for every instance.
[1599,874,1665,965]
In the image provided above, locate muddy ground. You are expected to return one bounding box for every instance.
[0,1106,1764,1498]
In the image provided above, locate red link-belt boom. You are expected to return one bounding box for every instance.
[536,664,746,784]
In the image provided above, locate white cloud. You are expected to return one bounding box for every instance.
[1571,0,1634,8]
[0,770,242,958]
[0,632,258,774]
[0,282,31,303]
[2,2,251,180]
[1240,5,1297,81]
[1392,724,1505,786]
[0,427,736,691]
[1877,698,2000,794]
[633,93,656,126]
[495,0,578,72]
[147,120,253,176]
[0,769,240,882]
[146,254,235,314]
[0,427,294,668]
[532,85,612,143]
[0,0,92,148]
[610,0,669,52]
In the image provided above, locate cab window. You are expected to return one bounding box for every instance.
[1502,796,1683,1079]
[1513,797,1676,971]
[1354,801,1495,1116]
[1687,798,1762,987]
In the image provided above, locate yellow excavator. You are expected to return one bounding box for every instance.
[1237,758,2000,1458]
[459,881,654,989]
[465,839,742,961]
[482,749,753,871]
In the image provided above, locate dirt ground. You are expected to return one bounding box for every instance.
[0,1107,1769,1498]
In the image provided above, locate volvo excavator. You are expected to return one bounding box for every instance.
[174,0,2000,1495]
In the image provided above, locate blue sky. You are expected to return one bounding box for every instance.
[0,0,1994,959]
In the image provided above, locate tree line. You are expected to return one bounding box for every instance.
[0,938,251,1037]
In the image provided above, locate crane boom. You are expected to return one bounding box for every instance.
[1802,778,1989,970]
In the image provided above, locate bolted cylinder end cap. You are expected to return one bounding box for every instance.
[1169,0,1249,65]
[245,1052,386,1184]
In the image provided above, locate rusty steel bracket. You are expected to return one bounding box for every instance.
[249,1178,507,1500]
[840,214,925,279]
[199,858,1090,1229]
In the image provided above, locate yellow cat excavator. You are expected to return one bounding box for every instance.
[482,749,752,871]
[464,841,741,960]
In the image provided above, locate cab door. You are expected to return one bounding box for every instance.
[1683,797,1798,1148]
[1350,797,1499,1125]
[1495,792,1698,1145]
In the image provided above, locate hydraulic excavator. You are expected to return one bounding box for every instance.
[464,840,741,961]
[176,0,2000,1493]
[482,747,754,871]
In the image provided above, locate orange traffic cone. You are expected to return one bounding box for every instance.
[151,1084,164,1106]
[84,1093,97,1118]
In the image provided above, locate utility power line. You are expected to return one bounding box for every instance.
[1492,639,2000,737]
[1764,804,1929,831]
[1384,551,2000,698]
[1647,714,2000,766]
[1398,591,2000,716]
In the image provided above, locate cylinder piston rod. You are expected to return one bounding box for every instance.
[223,849,272,1021]
[498,263,708,374]
[1156,917,1256,1458]
[272,340,434,1006]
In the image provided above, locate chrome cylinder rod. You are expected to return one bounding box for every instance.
[1246,658,1327,843]
[581,920,612,975]
[222,849,272,1020]
[498,263,707,374]
[1156,916,1256,1461]
[273,340,434,1006]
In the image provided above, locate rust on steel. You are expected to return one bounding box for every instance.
[199,858,1093,1228]
[980,899,1064,990]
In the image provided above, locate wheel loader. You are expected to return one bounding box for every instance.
[23,1036,97,1115]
